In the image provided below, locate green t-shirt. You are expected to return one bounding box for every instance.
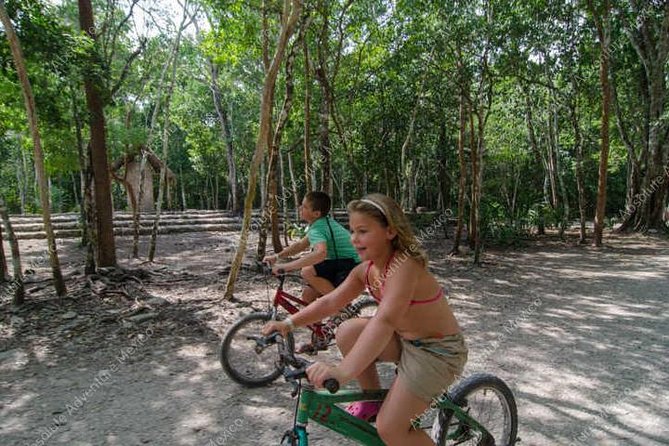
[307,216,360,262]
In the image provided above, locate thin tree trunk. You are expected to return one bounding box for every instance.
[70,85,91,251]
[468,106,477,251]
[315,0,332,194]
[148,5,188,261]
[225,0,302,299]
[451,95,467,255]
[588,0,612,246]
[287,149,300,221]
[264,21,302,257]
[180,166,187,210]
[134,16,182,257]
[569,92,588,243]
[77,0,117,267]
[205,55,239,213]
[279,150,290,245]
[303,37,313,192]
[473,113,483,265]
[16,136,27,215]
[0,220,7,282]
[0,198,24,305]
[1,2,66,295]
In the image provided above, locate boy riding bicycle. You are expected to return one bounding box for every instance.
[264,191,360,303]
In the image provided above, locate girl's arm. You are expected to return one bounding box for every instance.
[262,262,367,335]
[336,261,418,382]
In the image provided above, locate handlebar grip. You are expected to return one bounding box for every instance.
[323,378,340,394]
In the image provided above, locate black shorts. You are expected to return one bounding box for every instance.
[313,258,359,287]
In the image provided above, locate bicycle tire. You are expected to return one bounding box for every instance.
[219,312,294,387]
[354,297,378,318]
[432,373,518,446]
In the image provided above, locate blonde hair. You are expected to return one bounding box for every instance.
[347,193,428,267]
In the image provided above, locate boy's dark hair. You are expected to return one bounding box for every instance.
[305,191,331,215]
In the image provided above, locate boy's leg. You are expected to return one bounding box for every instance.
[301,265,335,302]
[375,377,435,446]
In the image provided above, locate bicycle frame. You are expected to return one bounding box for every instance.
[270,275,331,340]
[286,383,492,445]
[290,384,388,445]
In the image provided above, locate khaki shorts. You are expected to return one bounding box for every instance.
[397,333,468,402]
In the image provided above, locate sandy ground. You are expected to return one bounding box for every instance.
[1,230,668,446]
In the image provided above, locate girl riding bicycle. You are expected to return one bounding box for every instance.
[263,193,467,446]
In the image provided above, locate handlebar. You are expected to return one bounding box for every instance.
[261,332,340,394]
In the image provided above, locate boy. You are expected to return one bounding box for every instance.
[263,191,360,304]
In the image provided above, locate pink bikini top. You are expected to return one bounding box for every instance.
[365,251,444,306]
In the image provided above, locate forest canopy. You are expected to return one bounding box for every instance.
[1,0,667,241]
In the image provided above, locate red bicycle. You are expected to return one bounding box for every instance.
[219,268,377,387]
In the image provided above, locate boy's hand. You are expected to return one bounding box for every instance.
[262,254,278,265]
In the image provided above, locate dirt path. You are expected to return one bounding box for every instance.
[1,231,668,445]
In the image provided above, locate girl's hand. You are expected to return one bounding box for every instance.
[306,362,349,388]
[261,320,291,337]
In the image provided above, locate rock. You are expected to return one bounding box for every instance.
[145,296,169,307]
[127,312,159,323]
[61,311,78,320]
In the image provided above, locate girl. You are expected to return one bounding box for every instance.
[263,193,467,445]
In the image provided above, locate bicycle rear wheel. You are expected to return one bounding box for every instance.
[219,312,294,387]
[432,373,518,445]
[353,297,378,318]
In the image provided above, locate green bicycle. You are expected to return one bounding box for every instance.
[270,333,518,445]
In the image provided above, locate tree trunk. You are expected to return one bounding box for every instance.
[620,2,669,231]
[0,220,7,282]
[0,1,66,295]
[224,0,302,299]
[16,136,27,215]
[451,95,467,255]
[77,0,117,267]
[570,94,588,244]
[588,0,612,247]
[207,61,239,214]
[180,166,187,210]
[148,4,189,262]
[279,150,290,245]
[287,149,300,221]
[468,105,477,252]
[473,113,484,265]
[267,23,303,255]
[315,0,332,195]
[0,198,24,305]
[303,36,313,192]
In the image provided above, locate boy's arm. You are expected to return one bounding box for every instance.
[278,241,327,271]
[265,236,310,263]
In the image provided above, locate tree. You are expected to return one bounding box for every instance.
[77,0,117,266]
[0,197,23,305]
[224,0,302,299]
[587,0,613,247]
[0,0,66,296]
[148,2,192,262]
[616,1,669,232]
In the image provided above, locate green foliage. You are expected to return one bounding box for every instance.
[0,0,663,239]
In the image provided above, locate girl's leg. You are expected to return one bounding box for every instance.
[376,377,435,446]
[335,318,401,389]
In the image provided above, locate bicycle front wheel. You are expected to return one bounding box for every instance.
[219,312,294,387]
[432,373,518,445]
